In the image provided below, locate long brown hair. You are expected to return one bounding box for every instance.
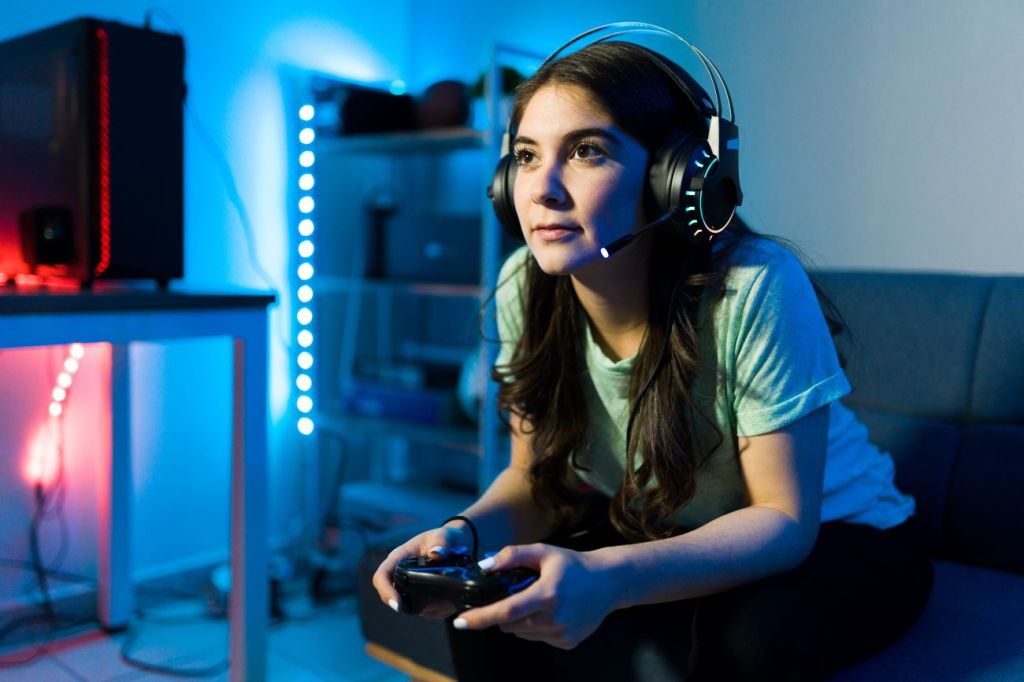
[492,42,840,542]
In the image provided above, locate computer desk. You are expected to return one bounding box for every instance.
[0,288,275,682]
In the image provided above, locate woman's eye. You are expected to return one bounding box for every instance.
[572,142,605,162]
[513,148,536,166]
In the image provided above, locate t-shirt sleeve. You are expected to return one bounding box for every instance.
[493,246,530,373]
[730,248,851,436]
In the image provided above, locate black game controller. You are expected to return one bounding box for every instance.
[393,554,539,615]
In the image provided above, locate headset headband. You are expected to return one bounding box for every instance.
[501,22,737,158]
[540,22,735,123]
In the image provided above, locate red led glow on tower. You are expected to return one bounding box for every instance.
[94,26,112,277]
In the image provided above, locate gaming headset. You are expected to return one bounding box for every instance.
[488,22,743,258]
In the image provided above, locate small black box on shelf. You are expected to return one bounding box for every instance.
[340,88,417,135]
[375,213,481,284]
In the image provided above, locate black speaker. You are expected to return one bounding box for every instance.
[20,206,75,266]
[0,17,185,285]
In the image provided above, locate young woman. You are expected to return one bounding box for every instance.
[372,35,932,681]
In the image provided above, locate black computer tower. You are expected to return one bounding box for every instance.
[0,17,185,285]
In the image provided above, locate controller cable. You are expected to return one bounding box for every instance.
[441,516,479,561]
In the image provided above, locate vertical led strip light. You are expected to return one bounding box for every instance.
[295,104,317,435]
[94,26,112,277]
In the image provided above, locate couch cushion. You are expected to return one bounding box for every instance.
[971,278,1024,424]
[814,272,991,422]
[853,409,960,549]
[828,559,1024,681]
[945,425,1024,574]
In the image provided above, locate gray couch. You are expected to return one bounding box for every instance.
[357,270,1024,681]
[820,271,1024,681]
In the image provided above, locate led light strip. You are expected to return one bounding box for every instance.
[94,26,112,277]
[295,104,317,436]
[27,344,85,485]
[51,343,85,417]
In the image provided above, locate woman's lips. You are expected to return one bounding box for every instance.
[533,224,581,242]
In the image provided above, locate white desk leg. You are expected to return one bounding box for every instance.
[230,333,268,682]
[98,343,132,629]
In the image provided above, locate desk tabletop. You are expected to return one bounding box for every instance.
[0,287,276,315]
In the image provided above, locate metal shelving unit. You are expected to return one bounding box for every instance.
[304,121,492,531]
[288,49,542,538]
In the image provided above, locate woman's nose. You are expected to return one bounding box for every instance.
[530,162,568,207]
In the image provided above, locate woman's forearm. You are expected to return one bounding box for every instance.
[451,466,559,552]
[594,505,818,610]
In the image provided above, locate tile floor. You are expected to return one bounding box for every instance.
[0,591,406,681]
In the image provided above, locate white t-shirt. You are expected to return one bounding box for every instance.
[494,238,915,531]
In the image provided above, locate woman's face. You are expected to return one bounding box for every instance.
[512,83,650,276]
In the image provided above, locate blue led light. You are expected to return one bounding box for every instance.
[296,105,317,436]
[698,158,719,229]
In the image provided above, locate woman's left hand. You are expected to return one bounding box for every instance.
[452,543,622,650]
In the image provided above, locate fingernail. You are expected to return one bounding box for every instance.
[477,556,496,571]
[388,599,399,612]
[428,545,447,556]
[453,617,469,630]
[450,545,469,555]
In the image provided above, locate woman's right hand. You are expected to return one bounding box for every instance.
[371,523,473,619]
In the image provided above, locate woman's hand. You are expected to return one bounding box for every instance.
[371,524,473,619]
[451,543,622,650]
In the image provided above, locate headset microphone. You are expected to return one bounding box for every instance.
[599,211,674,259]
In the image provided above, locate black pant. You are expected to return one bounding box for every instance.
[446,507,933,682]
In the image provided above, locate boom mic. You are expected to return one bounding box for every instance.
[599,211,674,259]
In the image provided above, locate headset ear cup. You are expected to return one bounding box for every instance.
[489,154,523,242]
[648,131,741,243]
[647,132,700,223]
